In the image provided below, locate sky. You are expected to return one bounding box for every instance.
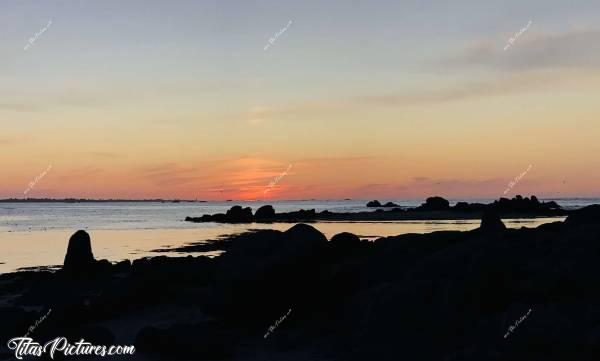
[1,0,600,200]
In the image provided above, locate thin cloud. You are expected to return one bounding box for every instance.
[242,68,566,119]
[56,167,104,182]
[0,134,33,146]
[352,71,561,107]
[0,102,45,112]
[0,137,17,145]
[87,151,122,159]
[443,28,600,71]
[350,177,510,198]
[141,163,208,187]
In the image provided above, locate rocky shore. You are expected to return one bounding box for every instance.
[1,204,600,360]
[185,195,566,223]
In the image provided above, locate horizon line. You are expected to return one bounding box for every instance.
[0,195,593,203]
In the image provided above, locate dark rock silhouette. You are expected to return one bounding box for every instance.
[330,232,362,254]
[254,205,275,220]
[418,196,450,211]
[366,200,382,207]
[63,230,95,272]
[187,206,321,223]
[186,205,255,223]
[453,201,486,212]
[210,224,328,325]
[187,196,566,224]
[565,204,600,226]
[330,232,361,245]
[453,196,562,217]
[283,223,328,245]
[225,205,253,223]
[490,195,561,213]
[480,208,506,232]
[113,259,131,273]
[367,200,399,207]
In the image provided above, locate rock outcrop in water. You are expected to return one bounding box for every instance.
[490,194,560,213]
[225,205,253,223]
[416,196,451,211]
[186,195,567,224]
[254,205,275,220]
[366,200,382,207]
[366,200,400,208]
[4,204,600,360]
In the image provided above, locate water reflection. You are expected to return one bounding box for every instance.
[0,217,564,274]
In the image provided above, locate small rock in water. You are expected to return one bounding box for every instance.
[366,200,382,207]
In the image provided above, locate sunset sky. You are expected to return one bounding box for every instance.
[1,0,600,200]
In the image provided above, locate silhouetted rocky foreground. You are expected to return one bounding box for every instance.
[2,205,600,360]
[186,195,565,223]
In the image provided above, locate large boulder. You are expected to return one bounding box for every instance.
[283,223,328,245]
[330,232,361,247]
[63,230,95,272]
[330,232,362,254]
[480,209,506,232]
[225,206,253,223]
[419,196,450,211]
[217,224,327,280]
[213,224,328,321]
[254,205,275,220]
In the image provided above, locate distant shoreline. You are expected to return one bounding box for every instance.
[0,197,595,203]
[0,198,206,203]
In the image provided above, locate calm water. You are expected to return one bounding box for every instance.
[0,198,594,273]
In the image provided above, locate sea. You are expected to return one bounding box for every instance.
[0,198,596,274]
